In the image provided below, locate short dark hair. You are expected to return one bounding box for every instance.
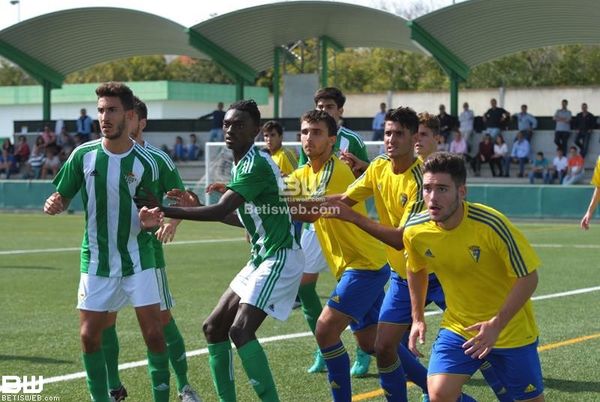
[418,112,440,135]
[95,82,134,111]
[300,110,337,137]
[133,96,148,120]
[314,87,346,108]
[385,107,419,134]
[537,151,544,157]
[229,99,261,127]
[262,120,283,136]
[423,152,466,186]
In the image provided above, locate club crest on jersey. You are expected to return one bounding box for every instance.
[401,193,408,207]
[124,171,137,184]
[469,246,481,262]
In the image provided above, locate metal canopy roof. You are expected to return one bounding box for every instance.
[0,7,209,87]
[189,1,420,74]
[414,0,600,70]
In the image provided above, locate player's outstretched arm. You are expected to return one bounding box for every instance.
[462,270,539,359]
[161,188,244,225]
[43,192,71,215]
[581,187,600,230]
[407,268,429,357]
[321,199,405,249]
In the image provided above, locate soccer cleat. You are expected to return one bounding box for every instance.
[109,385,128,402]
[178,384,202,402]
[307,349,326,373]
[350,348,371,377]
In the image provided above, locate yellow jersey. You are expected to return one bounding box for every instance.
[271,147,298,176]
[591,156,600,186]
[403,202,540,348]
[345,155,424,277]
[287,155,387,280]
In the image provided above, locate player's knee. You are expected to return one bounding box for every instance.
[374,337,396,359]
[142,325,166,352]
[228,324,253,348]
[315,319,336,346]
[79,328,102,353]
[427,384,461,402]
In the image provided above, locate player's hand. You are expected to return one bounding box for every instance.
[155,221,177,243]
[134,187,162,209]
[408,320,426,358]
[580,212,592,230]
[44,192,65,215]
[463,317,501,359]
[206,182,227,194]
[139,206,164,230]
[320,199,359,223]
[340,151,368,176]
[167,189,202,207]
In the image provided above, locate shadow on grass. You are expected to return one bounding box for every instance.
[0,355,72,364]
[0,265,59,271]
[469,377,600,394]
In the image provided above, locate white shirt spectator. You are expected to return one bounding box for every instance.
[554,109,572,132]
[459,109,474,133]
[552,155,568,172]
[494,143,508,157]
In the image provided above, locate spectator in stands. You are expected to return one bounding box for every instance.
[563,146,585,185]
[187,133,200,161]
[2,138,14,154]
[436,134,449,152]
[23,141,45,180]
[76,108,94,142]
[553,99,572,155]
[201,101,226,142]
[0,148,18,179]
[490,134,508,177]
[508,131,531,178]
[483,98,510,139]
[528,152,548,184]
[459,102,474,147]
[41,145,61,180]
[14,135,30,164]
[58,129,75,162]
[514,104,537,141]
[449,130,469,163]
[470,133,494,177]
[372,102,386,141]
[40,125,56,147]
[574,102,596,158]
[545,148,568,184]
[437,104,455,141]
[172,135,186,161]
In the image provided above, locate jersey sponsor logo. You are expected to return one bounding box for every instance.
[330,295,340,303]
[401,193,408,207]
[424,248,435,258]
[124,171,137,184]
[524,384,537,393]
[469,246,481,262]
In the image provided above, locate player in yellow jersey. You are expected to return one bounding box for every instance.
[286,110,389,402]
[405,152,544,402]
[580,154,600,229]
[262,120,298,176]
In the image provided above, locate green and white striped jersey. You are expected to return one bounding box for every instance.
[143,141,185,269]
[298,125,369,166]
[53,139,159,277]
[226,146,299,267]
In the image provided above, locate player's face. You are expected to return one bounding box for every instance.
[223,109,259,151]
[383,121,415,159]
[415,124,438,159]
[97,96,131,140]
[423,172,465,227]
[316,99,342,124]
[129,113,146,145]
[263,129,282,153]
[300,120,335,161]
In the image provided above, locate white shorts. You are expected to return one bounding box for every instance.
[77,269,161,312]
[230,248,304,321]
[301,228,329,274]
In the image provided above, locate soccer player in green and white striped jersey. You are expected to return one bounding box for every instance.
[140,100,304,402]
[44,82,170,402]
[101,97,201,402]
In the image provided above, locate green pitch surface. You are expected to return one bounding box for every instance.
[1,213,599,401]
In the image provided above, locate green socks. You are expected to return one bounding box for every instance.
[164,318,189,392]
[238,340,279,402]
[147,350,170,402]
[298,282,323,334]
[82,350,110,402]
[101,325,121,390]
[208,341,237,401]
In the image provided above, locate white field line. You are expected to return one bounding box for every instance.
[41,284,600,385]
[0,238,246,255]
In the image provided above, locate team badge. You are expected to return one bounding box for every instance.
[124,171,137,184]
[469,246,481,262]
